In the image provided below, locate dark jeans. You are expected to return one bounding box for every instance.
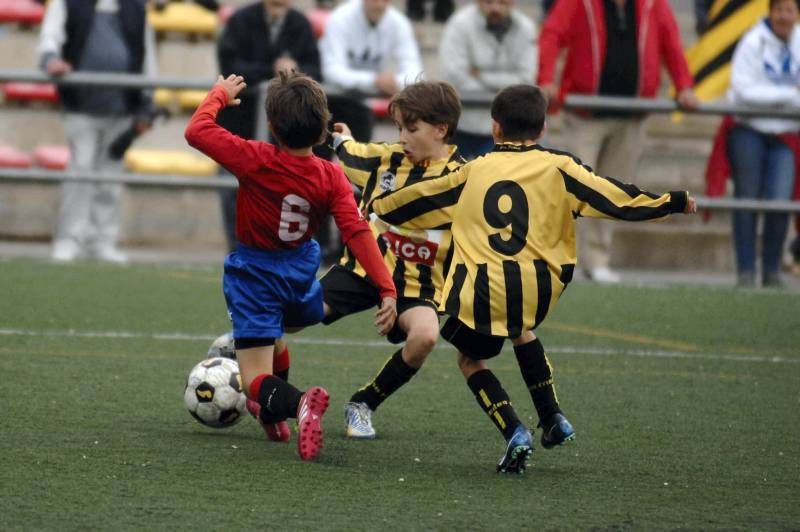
[407,0,454,21]
[727,125,795,277]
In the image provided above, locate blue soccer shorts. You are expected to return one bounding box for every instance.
[223,240,325,342]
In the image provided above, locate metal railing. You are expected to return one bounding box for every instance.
[1,69,799,213]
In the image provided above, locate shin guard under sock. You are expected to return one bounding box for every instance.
[466,369,521,440]
[249,373,303,424]
[514,339,561,423]
[350,349,418,411]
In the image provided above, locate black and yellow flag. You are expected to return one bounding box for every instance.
[686,0,768,101]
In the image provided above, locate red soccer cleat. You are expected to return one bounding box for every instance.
[246,398,291,442]
[296,387,329,461]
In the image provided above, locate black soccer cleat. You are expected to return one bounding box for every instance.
[540,412,576,449]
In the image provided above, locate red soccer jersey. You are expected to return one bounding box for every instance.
[185,86,367,251]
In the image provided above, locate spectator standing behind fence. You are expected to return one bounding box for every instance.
[439,0,536,160]
[538,0,699,283]
[726,0,800,288]
[38,0,157,263]
[216,0,321,252]
[319,0,423,144]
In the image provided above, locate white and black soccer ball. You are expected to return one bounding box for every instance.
[207,332,236,360]
[184,357,246,428]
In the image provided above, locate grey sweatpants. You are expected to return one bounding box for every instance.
[54,113,130,251]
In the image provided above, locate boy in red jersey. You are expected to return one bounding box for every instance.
[185,72,397,461]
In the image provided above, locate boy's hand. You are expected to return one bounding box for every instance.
[685,196,697,214]
[332,122,353,139]
[215,74,246,107]
[374,296,397,336]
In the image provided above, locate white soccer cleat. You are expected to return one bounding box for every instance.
[93,246,128,264]
[344,401,376,439]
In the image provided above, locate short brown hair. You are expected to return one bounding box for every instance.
[266,71,331,149]
[490,85,547,141]
[389,81,461,141]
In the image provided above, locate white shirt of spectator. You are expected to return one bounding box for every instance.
[319,0,423,93]
[728,18,800,134]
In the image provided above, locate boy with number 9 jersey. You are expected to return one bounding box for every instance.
[369,85,696,473]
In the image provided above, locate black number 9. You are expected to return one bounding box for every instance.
[483,180,529,256]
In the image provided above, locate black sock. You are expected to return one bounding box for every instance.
[256,375,303,423]
[350,349,418,411]
[466,369,521,440]
[514,339,561,424]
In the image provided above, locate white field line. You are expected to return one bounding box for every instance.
[0,327,797,364]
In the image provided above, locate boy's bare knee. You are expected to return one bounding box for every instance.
[408,327,438,353]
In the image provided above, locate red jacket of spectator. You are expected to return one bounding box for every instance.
[538,0,694,110]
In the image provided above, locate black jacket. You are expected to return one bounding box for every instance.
[216,3,321,139]
[58,0,148,113]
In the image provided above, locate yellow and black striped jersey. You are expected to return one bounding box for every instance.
[370,143,689,337]
[336,138,465,304]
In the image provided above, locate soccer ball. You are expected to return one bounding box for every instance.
[207,331,236,360]
[184,357,246,428]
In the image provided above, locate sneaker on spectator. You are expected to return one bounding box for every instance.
[51,239,80,262]
[587,266,620,284]
[94,246,128,264]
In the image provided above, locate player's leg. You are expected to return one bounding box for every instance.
[346,302,438,439]
[225,243,329,459]
[511,331,575,449]
[442,317,532,473]
[245,336,292,442]
[53,113,99,261]
[238,340,328,459]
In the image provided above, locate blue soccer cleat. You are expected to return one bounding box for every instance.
[540,412,575,449]
[496,425,533,474]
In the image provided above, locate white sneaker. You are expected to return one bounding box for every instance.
[51,239,80,262]
[588,266,620,284]
[94,246,128,264]
[344,401,376,439]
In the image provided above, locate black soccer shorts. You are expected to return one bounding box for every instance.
[320,265,437,344]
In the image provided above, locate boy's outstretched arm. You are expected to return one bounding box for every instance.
[185,74,254,174]
[331,122,387,188]
[368,166,469,230]
[561,157,696,221]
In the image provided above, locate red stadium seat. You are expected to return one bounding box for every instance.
[0,144,32,168]
[367,97,391,119]
[33,144,70,170]
[2,82,59,104]
[0,0,45,25]
[305,8,330,40]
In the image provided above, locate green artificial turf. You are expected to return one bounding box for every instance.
[1,259,797,530]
